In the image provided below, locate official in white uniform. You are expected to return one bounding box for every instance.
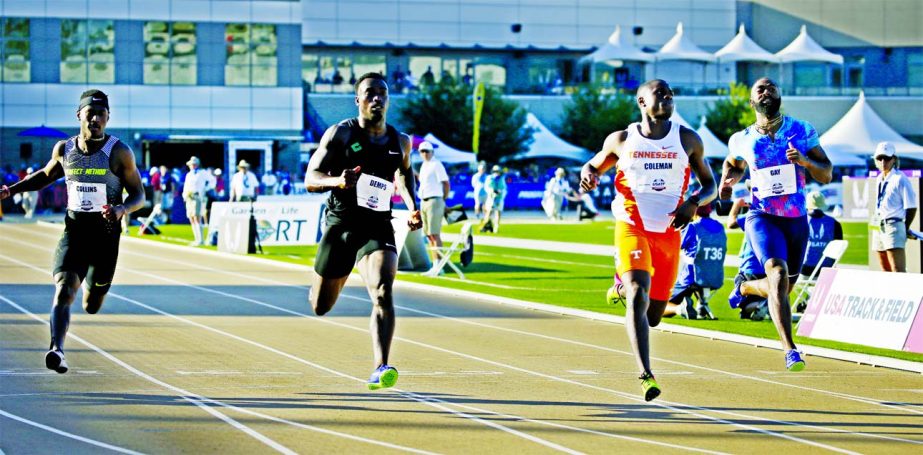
[873,141,918,272]
[418,141,450,270]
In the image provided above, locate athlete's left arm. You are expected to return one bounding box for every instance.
[106,143,145,222]
[787,144,833,184]
[670,128,717,229]
[396,133,423,230]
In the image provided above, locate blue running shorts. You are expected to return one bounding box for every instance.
[745,211,809,278]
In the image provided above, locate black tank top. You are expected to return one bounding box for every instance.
[62,135,125,218]
[324,118,403,224]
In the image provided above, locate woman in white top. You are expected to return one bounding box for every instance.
[873,142,918,273]
[543,167,572,220]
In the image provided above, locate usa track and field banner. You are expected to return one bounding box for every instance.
[208,201,324,246]
[798,268,923,353]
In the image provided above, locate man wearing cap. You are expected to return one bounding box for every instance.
[873,141,918,273]
[417,141,450,272]
[183,156,208,246]
[230,160,260,202]
[0,89,145,374]
[304,72,422,391]
[801,190,843,277]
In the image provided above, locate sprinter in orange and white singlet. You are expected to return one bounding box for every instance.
[580,80,716,401]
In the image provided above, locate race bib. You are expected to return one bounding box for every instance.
[67,181,107,212]
[753,164,797,198]
[356,174,393,212]
[633,172,684,194]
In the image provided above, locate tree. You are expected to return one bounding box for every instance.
[705,82,757,144]
[559,85,637,153]
[397,81,533,164]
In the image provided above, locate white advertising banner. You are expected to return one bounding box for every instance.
[798,269,923,351]
[208,201,324,246]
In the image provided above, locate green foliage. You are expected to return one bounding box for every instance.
[397,81,533,163]
[559,85,638,152]
[705,82,757,143]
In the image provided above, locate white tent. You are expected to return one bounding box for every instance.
[820,92,923,162]
[775,25,844,64]
[696,117,730,160]
[655,22,716,62]
[671,110,693,129]
[412,133,477,164]
[715,25,779,63]
[581,25,654,65]
[507,113,592,162]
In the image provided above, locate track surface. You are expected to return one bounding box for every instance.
[1,222,921,454]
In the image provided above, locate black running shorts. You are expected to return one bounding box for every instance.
[313,220,397,279]
[53,213,121,288]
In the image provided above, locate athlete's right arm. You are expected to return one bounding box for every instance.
[719,156,746,200]
[304,125,359,192]
[725,198,748,229]
[580,131,624,192]
[0,141,65,200]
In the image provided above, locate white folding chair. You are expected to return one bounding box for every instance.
[791,239,849,311]
[423,222,474,279]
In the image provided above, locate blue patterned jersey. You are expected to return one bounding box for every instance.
[729,117,820,218]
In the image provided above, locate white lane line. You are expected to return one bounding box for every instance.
[0,294,296,455]
[0,256,444,454]
[3,231,912,450]
[1,233,725,453]
[104,263,860,454]
[100,237,923,420]
[11,249,724,455]
[0,408,143,454]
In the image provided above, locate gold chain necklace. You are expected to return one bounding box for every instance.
[755,115,782,135]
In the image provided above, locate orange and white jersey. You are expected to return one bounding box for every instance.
[612,121,691,233]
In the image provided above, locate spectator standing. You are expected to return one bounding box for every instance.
[543,167,572,220]
[417,141,450,272]
[471,161,488,219]
[262,169,279,196]
[873,141,918,273]
[20,167,39,219]
[182,156,208,246]
[479,165,507,233]
[230,160,260,202]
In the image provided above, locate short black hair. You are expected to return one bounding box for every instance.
[354,72,387,94]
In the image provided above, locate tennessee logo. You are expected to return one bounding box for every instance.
[630,250,643,260]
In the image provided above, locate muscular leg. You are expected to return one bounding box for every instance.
[877,251,893,271]
[622,270,654,375]
[761,259,797,350]
[358,250,398,368]
[51,272,81,351]
[309,273,349,316]
[886,248,906,273]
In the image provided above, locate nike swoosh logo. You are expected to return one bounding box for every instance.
[388,151,401,155]
[662,146,674,150]
[94,282,110,287]
[385,244,395,248]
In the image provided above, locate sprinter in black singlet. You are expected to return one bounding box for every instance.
[304,73,422,390]
[0,90,145,374]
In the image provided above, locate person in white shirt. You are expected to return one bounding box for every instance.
[261,170,279,196]
[543,167,572,220]
[471,161,488,218]
[230,160,260,202]
[182,156,208,246]
[417,141,450,270]
[873,141,918,273]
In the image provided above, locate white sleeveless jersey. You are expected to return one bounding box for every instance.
[612,122,691,233]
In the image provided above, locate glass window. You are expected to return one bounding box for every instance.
[226,23,276,86]
[61,19,114,84]
[2,18,30,82]
[306,52,384,93]
[909,53,923,87]
[409,55,440,87]
[474,59,506,88]
[352,53,385,81]
[144,21,196,85]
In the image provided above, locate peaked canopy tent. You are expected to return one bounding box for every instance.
[505,113,592,163]
[714,25,779,63]
[581,25,655,65]
[695,117,730,160]
[580,25,653,89]
[411,133,478,165]
[654,22,715,93]
[820,92,923,163]
[774,25,844,92]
